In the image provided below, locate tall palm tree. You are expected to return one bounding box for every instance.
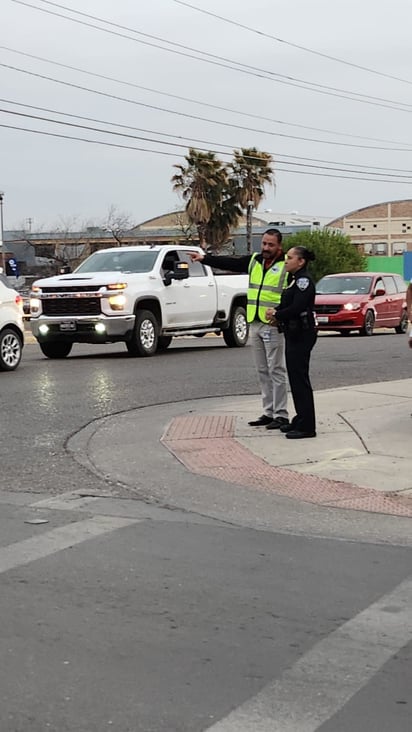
[172,149,241,250]
[230,148,274,253]
[206,190,242,250]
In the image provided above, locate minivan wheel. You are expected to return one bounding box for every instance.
[360,310,375,336]
[395,311,408,334]
[0,328,23,370]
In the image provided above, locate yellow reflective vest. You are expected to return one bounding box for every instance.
[247,254,288,323]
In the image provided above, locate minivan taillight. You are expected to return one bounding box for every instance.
[15,295,23,310]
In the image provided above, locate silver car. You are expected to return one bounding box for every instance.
[0,274,24,371]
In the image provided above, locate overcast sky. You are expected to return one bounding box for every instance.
[1,0,412,230]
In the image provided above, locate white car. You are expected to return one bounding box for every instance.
[0,274,24,370]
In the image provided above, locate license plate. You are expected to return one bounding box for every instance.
[317,316,329,324]
[59,321,77,331]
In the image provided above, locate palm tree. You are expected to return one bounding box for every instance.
[172,149,241,251]
[206,197,242,250]
[230,148,274,253]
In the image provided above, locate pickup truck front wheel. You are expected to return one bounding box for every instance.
[223,305,248,347]
[127,309,159,357]
[39,341,73,359]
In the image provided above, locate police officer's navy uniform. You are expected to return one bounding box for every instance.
[275,267,317,437]
[201,251,289,423]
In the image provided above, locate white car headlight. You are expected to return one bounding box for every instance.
[343,302,361,311]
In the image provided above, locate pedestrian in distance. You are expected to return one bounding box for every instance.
[266,246,317,439]
[189,229,289,430]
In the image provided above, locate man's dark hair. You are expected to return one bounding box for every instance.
[264,228,282,244]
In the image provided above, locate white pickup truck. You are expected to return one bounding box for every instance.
[29,245,249,358]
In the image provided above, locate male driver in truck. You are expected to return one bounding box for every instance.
[190,229,289,431]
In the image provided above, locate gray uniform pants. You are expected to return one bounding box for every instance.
[250,321,288,420]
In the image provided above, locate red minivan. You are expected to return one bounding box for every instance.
[315,272,407,336]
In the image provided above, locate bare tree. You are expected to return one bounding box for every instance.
[19,216,89,272]
[173,210,196,243]
[52,216,87,267]
[100,205,133,246]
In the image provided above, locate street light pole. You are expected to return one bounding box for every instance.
[246,200,254,254]
[0,192,4,273]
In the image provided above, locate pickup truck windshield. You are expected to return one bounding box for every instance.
[75,250,159,274]
[316,276,372,295]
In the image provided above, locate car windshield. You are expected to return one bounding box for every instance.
[75,250,159,274]
[316,276,372,295]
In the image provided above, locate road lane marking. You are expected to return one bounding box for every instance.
[0,516,138,575]
[205,575,412,731]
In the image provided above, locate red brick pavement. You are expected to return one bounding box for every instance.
[161,414,412,518]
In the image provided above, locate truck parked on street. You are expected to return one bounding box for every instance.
[29,245,249,358]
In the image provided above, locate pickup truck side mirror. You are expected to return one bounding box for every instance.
[163,261,189,286]
[59,265,72,275]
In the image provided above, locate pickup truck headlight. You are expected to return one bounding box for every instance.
[30,297,41,313]
[343,302,361,311]
[108,294,127,310]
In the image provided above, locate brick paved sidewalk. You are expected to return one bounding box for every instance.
[162,410,412,519]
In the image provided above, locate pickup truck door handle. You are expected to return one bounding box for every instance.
[183,284,190,288]
[208,283,214,287]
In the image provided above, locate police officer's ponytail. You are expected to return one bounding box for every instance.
[294,246,315,266]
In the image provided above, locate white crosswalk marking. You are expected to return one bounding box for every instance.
[0,516,138,575]
[206,576,412,732]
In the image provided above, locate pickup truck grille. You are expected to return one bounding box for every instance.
[42,285,101,293]
[43,298,101,316]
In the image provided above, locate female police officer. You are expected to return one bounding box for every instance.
[266,246,317,439]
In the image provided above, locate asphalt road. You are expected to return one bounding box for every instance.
[1,333,412,731]
[5,330,411,495]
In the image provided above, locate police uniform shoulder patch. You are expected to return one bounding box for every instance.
[297,277,310,291]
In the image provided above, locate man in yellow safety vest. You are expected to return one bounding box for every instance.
[190,229,289,430]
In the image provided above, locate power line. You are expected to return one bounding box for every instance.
[2,107,412,182]
[10,0,412,113]
[174,0,412,87]
[3,96,412,176]
[3,61,412,154]
[1,120,410,184]
[2,44,412,149]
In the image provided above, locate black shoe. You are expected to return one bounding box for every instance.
[285,430,316,439]
[248,415,273,427]
[280,423,294,433]
[265,417,290,430]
